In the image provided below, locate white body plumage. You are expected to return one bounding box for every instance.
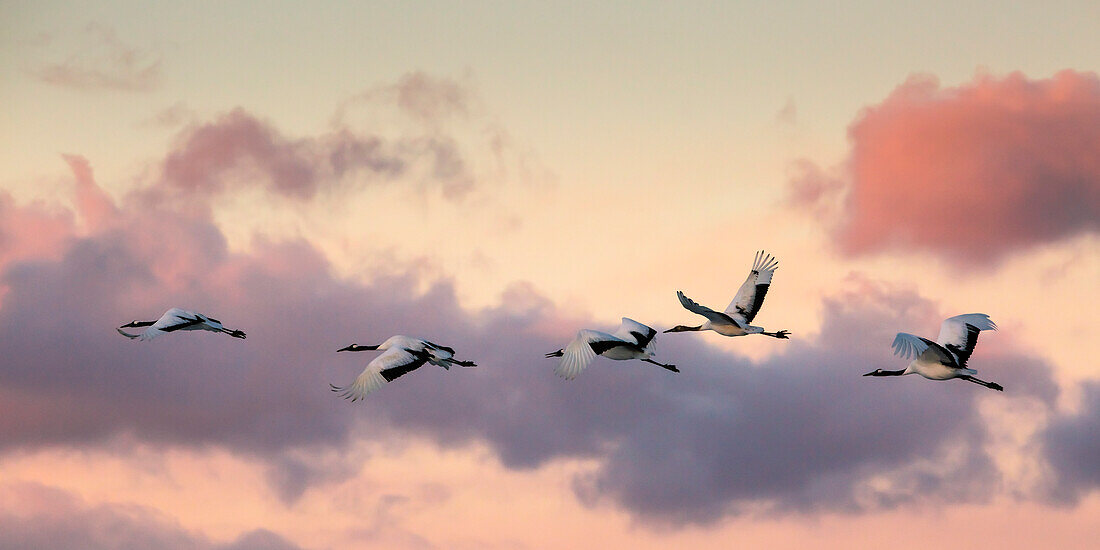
[865,313,1001,391]
[667,251,789,339]
[548,318,676,380]
[117,307,246,341]
[331,335,476,401]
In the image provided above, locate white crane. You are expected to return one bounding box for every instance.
[546,318,677,380]
[666,251,790,339]
[117,308,246,341]
[864,313,1002,391]
[330,335,476,401]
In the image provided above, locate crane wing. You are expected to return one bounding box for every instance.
[677,291,742,327]
[331,348,431,401]
[135,308,201,341]
[936,314,996,368]
[892,332,955,365]
[555,329,614,380]
[613,317,657,351]
[891,332,930,360]
[724,251,778,324]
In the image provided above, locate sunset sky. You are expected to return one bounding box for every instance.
[2,1,1099,548]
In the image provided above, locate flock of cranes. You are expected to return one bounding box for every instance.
[117,251,1004,398]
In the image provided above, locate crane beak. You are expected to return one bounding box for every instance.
[862,370,877,376]
[336,344,356,352]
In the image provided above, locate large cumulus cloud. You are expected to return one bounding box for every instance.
[789,70,1100,265]
[0,154,1074,526]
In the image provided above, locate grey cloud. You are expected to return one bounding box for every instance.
[160,72,486,203]
[1040,381,1100,502]
[160,107,473,201]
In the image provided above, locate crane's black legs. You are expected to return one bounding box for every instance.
[643,358,679,373]
[960,375,1003,392]
[761,329,790,339]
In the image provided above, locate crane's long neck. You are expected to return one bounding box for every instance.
[338,344,380,352]
[117,320,156,339]
[870,369,908,376]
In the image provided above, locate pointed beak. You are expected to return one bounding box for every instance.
[337,345,355,352]
[862,371,876,376]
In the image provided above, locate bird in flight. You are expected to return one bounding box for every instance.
[330,335,476,401]
[546,317,677,380]
[864,313,1002,391]
[666,251,790,339]
[117,307,246,341]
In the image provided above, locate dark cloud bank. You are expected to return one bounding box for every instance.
[0,108,1094,532]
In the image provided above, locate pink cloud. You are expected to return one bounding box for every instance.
[0,194,73,272]
[0,482,302,550]
[64,154,119,231]
[791,70,1100,265]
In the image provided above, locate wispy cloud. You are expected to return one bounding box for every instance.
[157,76,495,203]
[27,23,160,92]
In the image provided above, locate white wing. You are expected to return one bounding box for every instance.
[936,314,996,367]
[677,291,741,327]
[724,251,778,324]
[891,332,955,365]
[555,329,616,380]
[891,332,931,360]
[612,317,657,351]
[331,347,427,401]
